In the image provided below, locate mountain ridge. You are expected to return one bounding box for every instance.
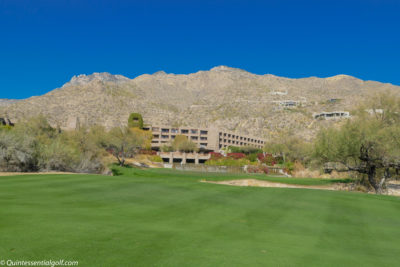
[2,66,399,140]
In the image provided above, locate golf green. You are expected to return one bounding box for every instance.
[0,167,399,266]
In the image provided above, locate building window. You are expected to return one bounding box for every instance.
[191,136,198,140]
[200,143,208,147]
[153,134,159,139]
[152,127,160,132]
[200,130,208,135]
[171,128,179,133]
[181,129,189,134]
[200,137,207,141]
[161,128,169,133]
[191,129,198,134]
[161,135,169,139]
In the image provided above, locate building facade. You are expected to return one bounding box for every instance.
[143,125,265,152]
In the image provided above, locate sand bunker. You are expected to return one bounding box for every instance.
[205,179,400,196]
[204,179,337,191]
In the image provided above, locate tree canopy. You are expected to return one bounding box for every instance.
[313,93,400,193]
[103,127,152,166]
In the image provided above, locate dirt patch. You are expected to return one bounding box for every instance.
[387,181,400,196]
[0,171,78,177]
[203,179,337,191]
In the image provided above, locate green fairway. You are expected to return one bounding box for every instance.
[0,167,399,266]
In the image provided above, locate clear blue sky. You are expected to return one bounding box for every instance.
[1,0,400,99]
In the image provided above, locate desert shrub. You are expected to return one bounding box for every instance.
[209,152,223,160]
[172,135,198,152]
[228,146,242,153]
[262,166,269,174]
[139,149,157,155]
[246,153,258,162]
[161,145,173,152]
[149,155,163,162]
[205,157,250,166]
[282,161,295,174]
[0,117,107,173]
[257,153,276,166]
[227,152,246,159]
[0,125,12,131]
[228,146,263,155]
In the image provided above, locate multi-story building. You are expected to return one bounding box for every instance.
[143,125,265,152]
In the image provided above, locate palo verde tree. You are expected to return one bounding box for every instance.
[313,93,400,194]
[171,135,198,153]
[263,130,311,164]
[104,127,151,166]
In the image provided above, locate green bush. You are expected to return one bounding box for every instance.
[246,153,258,162]
[228,146,262,155]
[128,113,144,129]
[161,145,173,152]
[0,116,106,173]
[205,158,251,167]
[149,155,163,162]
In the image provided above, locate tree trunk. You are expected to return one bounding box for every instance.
[367,165,379,193]
[376,168,390,194]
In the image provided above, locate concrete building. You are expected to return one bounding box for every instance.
[313,111,350,120]
[143,125,265,152]
[157,151,211,164]
[272,98,306,108]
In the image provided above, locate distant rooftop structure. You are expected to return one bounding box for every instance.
[313,111,350,120]
[270,90,288,96]
[365,109,384,115]
[273,98,306,108]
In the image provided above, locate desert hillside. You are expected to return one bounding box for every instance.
[1,66,399,140]
[0,99,20,107]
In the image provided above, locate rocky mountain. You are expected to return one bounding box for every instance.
[1,66,399,140]
[0,99,20,107]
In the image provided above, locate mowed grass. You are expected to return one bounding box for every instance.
[0,167,399,266]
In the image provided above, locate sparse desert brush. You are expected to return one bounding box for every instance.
[149,155,163,163]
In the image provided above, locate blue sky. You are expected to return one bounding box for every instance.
[1,0,400,99]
